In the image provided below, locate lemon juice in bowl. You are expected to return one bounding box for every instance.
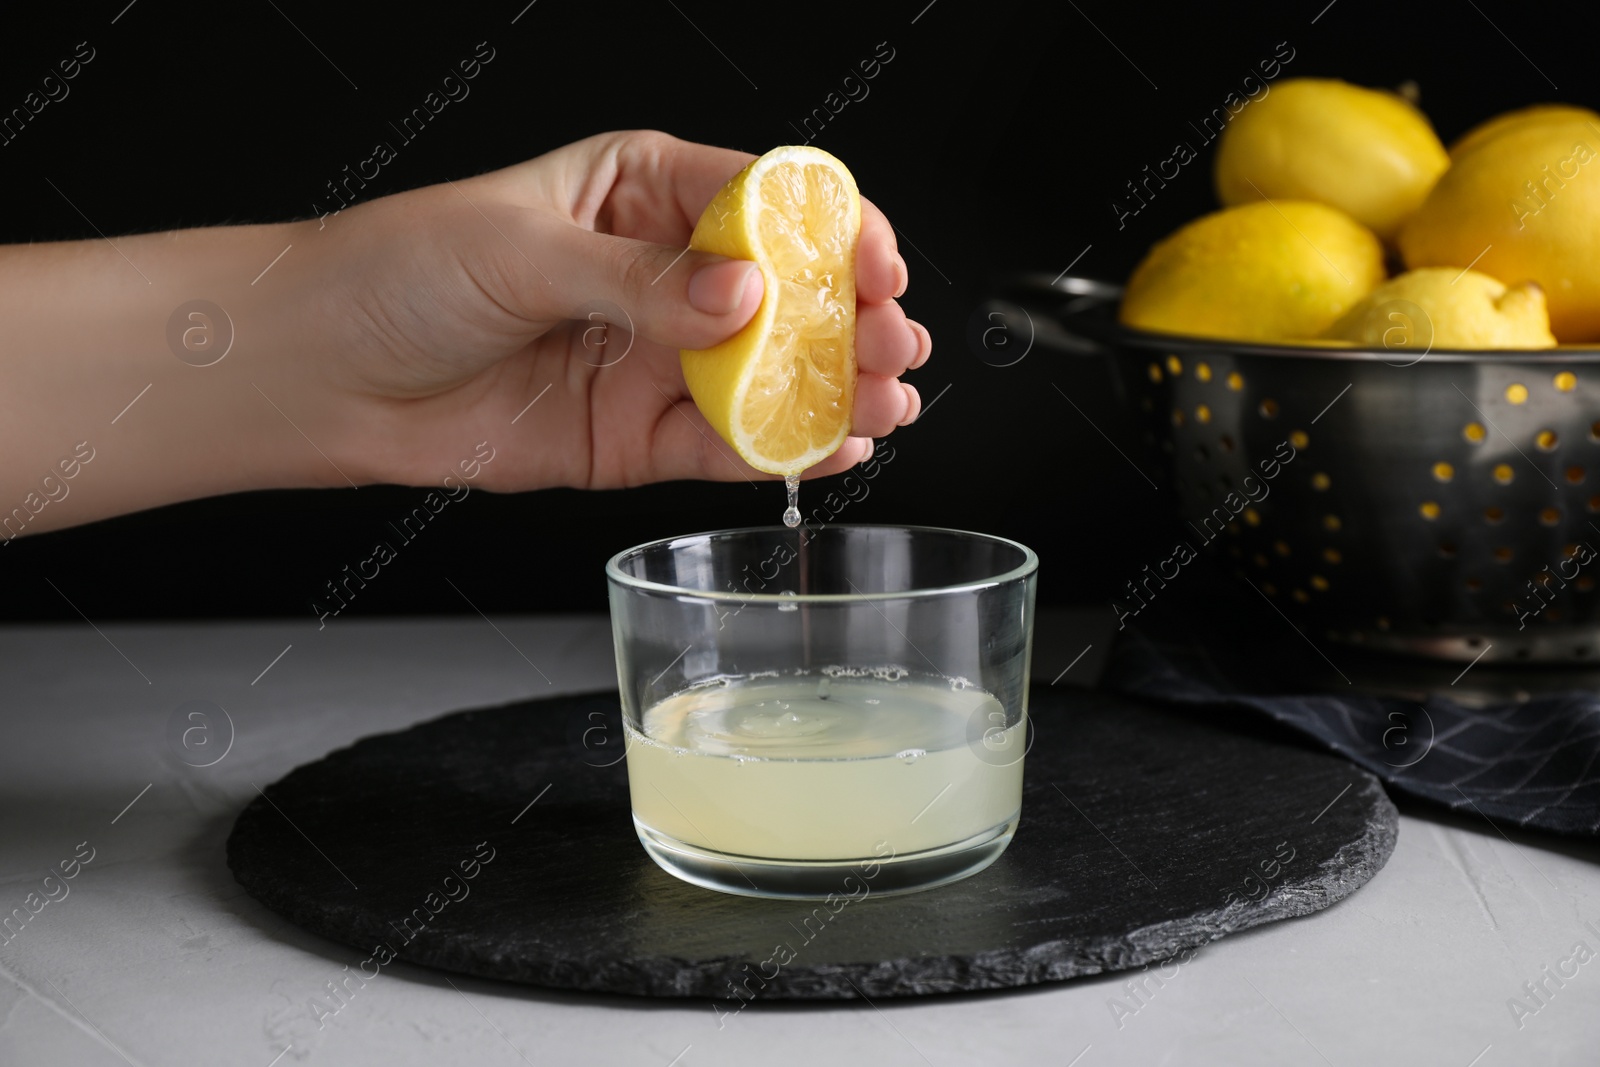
[624,671,1026,863]
[607,525,1037,898]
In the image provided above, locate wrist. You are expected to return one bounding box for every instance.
[144,217,376,496]
[237,214,391,491]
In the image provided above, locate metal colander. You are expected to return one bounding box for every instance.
[996,274,1600,664]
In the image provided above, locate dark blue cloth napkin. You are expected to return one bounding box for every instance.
[1100,565,1600,838]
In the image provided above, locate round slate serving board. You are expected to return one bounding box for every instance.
[227,689,1397,999]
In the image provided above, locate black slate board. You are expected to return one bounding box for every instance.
[227,689,1397,999]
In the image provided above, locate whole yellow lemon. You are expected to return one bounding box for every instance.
[1399,116,1600,341]
[1120,200,1385,343]
[1215,78,1449,242]
[1449,104,1600,158]
[1322,268,1555,350]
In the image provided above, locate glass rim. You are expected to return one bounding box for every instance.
[605,523,1039,604]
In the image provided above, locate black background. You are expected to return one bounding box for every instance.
[2,0,1592,621]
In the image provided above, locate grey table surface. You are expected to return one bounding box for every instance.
[2,608,1598,1067]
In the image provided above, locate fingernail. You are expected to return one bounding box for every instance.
[688,260,759,315]
[893,254,909,298]
[859,438,875,464]
[909,320,931,369]
[898,382,922,425]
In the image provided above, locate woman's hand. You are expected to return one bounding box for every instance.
[0,131,928,537]
[306,129,930,491]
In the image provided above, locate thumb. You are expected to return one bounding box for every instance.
[546,224,765,350]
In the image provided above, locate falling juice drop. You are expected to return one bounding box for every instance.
[783,473,801,528]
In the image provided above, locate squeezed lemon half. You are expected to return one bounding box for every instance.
[680,145,861,476]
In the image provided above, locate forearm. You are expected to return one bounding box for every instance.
[0,218,368,537]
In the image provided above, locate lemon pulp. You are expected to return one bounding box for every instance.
[742,160,855,468]
[681,146,860,476]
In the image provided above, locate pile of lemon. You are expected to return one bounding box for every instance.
[1119,79,1600,349]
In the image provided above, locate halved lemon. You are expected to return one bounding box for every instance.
[680,145,860,476]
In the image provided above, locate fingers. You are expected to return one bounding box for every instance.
[485,130,756,243]
[804,437,875,479]
[539,222,766,351]
[687,259,762,316]
[852,222,926,430]
[851,373,920,439]
[856,198,906,305]
[856,301,932,377]
[618,131,757,239]
[853,199,928,378]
